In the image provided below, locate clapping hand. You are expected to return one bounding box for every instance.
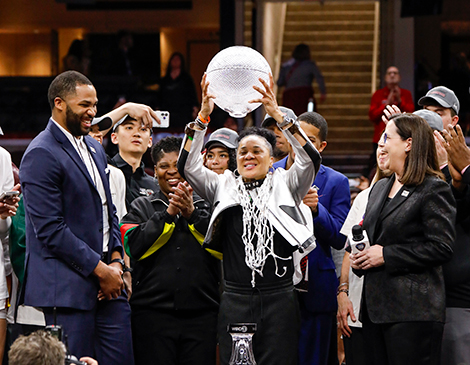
[168,182,195,219]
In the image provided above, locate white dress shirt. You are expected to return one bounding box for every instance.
[52,119,110,251]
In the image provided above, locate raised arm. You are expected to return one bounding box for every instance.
[250,75,321,203]
[177,74,222,204]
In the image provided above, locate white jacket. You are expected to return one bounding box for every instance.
[179,125,321,284]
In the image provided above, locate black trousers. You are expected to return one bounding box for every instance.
[343,327,365,365]
[362,303,444,365]
[131,308,218,365]
[218,280,300,365]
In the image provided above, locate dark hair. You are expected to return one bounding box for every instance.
[238,127,276,156]
[47,70,93,111]
[114,115,152,135]
[292,43,311,62]
[389,113,443,185]
[151,136,183,165]
[165,52,186,77]
[205,145,237,172]
[67,39,84,59]
[297,111,328,141]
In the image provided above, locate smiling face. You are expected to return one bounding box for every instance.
[154,151,184,197]
[205,146,230,174]
[383,121,411,176]
[111,120,152,157]
[376,133,389,171]
[59,84,98,136]
[237,135,273,181]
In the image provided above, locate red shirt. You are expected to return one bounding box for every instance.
[368,86,414,143]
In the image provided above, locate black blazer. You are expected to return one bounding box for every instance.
[361,174,456,324]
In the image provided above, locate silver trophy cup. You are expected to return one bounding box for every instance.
[228,323,257,365]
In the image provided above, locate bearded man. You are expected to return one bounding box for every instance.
[19,70,155,364]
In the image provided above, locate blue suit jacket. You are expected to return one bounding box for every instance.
[19,120,123,310]
[274,158,350,313]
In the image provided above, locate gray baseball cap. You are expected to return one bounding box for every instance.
[91,115,113,131]
[205,128,239,150]
[261,106,297,128]
[413,109,443,131]
[418,86,460,115]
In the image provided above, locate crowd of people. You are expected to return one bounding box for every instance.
[0,58,468,365]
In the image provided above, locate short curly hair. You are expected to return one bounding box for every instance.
[151,136,183,165]
[238,127,276,156]
[9,331,65,365]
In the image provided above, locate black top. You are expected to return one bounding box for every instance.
[360,175,455,323]
[110,153,159,210]
[215,205,296,288]
[158,72,199,130]
[443,184,470,308]
[121,190,220,311]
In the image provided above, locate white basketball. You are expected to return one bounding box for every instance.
[205,46,272,118]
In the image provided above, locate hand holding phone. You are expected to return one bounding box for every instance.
[152,111,170,128]
[0,190,19,201]
[0,188,20,219]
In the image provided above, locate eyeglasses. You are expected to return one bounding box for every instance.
[383,133,397,144]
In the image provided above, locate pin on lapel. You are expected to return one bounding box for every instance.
[401,190,409,197]
[90,146,96,153]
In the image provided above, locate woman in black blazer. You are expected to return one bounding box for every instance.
[351,113,456,365]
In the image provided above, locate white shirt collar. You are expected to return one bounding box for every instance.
[51,117,84,148]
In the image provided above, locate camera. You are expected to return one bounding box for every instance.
[45,324,87,365]
[65,355,87,365]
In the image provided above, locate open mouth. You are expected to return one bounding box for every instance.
[167,178,180,186]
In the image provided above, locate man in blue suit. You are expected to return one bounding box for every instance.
[19,71,136,364]
[272,111,350,365]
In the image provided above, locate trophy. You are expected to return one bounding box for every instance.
[205,46,272,118]
[228,323,257,365]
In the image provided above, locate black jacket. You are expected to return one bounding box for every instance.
[110,154,159,210]
[120,190,220,311]
[361,174,456,323]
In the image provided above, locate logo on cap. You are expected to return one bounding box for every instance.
[431,91,446,97]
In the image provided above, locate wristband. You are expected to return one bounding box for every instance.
[198,112,210,124]
[195,116,209,130]
[337,288,349,296]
